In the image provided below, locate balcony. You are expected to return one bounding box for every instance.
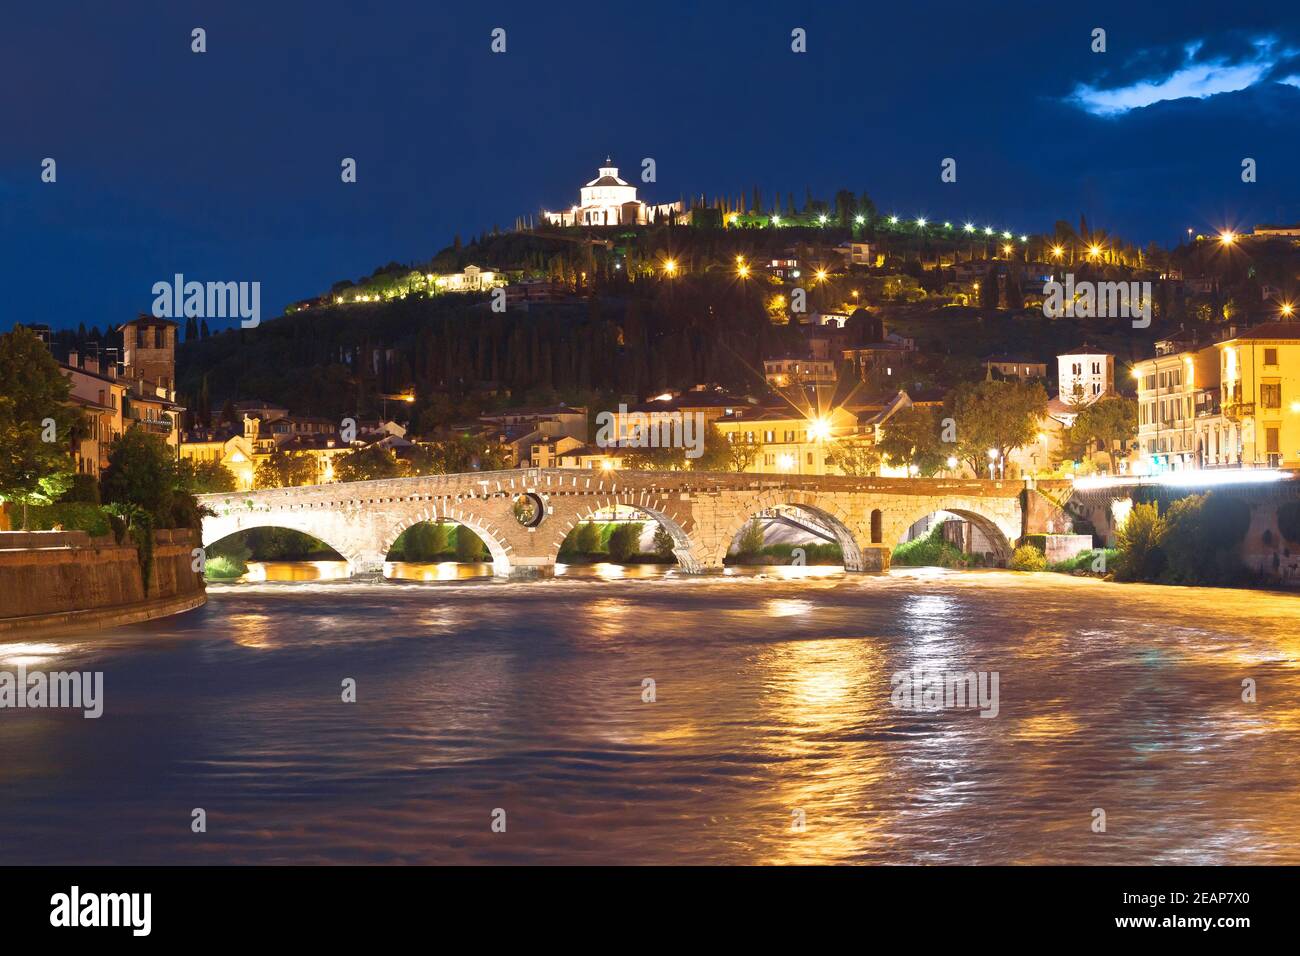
[130,417,173,435]
[1223,402,1254,422]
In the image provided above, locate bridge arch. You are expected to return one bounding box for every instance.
[374,502,514,577]
[709,490,867,571]
[890,500,1018,564]
[548,492,702,572]
[201,515,360,571]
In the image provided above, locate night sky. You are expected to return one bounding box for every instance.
[3,0,1299,331]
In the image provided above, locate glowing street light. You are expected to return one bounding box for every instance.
[984,227,994,236]
[663,258,678,276]
[1282,301,1295,317]
[1050,245,1064,260]
[888,215,899,225]
[964,223,975,233]
[854,215,865,225]
[916,217,928,227]
[1002,244,1013,256]
[1087,244,1102,259]
[814,268,829,283]
[1219,230,1237,246]
[737,263,750,278]
[808,417,833,441]
[771,214,782,226]
[818,214,828,225]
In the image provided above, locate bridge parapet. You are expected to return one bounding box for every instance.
[198,470,1035,578]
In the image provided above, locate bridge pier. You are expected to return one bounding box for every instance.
[503,556,555,580]
[348,552,388,580]
[855,545,892,572]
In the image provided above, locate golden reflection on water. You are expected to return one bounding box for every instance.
[754,637,891,863]
[0,642,68,667]
[384,562,494,581]
[1011,710,1082,742]
[225,612,279,649]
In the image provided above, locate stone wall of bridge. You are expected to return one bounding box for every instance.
[199,470,1036,578]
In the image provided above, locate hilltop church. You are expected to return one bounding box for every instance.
[542,158,684,227]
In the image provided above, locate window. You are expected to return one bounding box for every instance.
[1261,383,1281,409]
[870,509,882,543]
[1264,348,1278,366]
[1266,428,1280,454]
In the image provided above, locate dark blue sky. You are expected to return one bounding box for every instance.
[4,0,1299,330]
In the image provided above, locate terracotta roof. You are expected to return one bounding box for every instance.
[1230,321,1300,340]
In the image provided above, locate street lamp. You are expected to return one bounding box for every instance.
[663,258,678,276]
[987,448,1003,479]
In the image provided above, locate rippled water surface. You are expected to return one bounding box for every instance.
[2,566,1299,864]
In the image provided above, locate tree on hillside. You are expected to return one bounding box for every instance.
[945,379,1048,475]
[101,426,203,530]
[824,437,882,477]
[253,449,317,489]
[724,433,761,473]
[0,324,81,528]
[1003,268,1024,311]
[979,266,1000,310]
[1066,396,1137,471]
[876,406,946,476]
[691,424,733,472]
[406,435,510,474]
[333,445,403,482]
[178,458,238,494]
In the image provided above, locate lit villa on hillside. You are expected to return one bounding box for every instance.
[542,158,684,227]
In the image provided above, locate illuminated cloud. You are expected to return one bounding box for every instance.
[1068,38,1284,116]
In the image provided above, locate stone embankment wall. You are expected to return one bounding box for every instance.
[0,529,206,634]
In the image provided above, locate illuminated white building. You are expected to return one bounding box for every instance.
[432,264,504,292]
[542,158,683,227]
[1057,346,1115,409]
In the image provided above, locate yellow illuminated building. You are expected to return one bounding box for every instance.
[1215,322,1300,469]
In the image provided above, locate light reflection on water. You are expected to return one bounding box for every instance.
[3,568,1300,864]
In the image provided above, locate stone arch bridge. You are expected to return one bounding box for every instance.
[200,470,1070,578]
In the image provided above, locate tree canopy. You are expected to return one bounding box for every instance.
[0,324,81,527]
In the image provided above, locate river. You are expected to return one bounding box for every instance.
[2,564,1298,864]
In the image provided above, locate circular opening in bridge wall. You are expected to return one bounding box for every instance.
[512,493,546,528]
